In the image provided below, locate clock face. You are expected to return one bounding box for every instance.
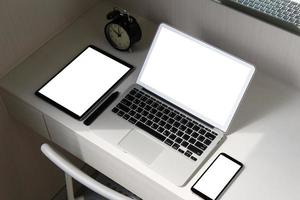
[106,23,131,50]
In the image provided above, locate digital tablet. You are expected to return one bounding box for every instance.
[36,45,134,120]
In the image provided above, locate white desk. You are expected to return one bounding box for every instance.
[1,0,300,199]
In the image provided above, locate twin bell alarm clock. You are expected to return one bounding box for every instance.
[105,8,142,51]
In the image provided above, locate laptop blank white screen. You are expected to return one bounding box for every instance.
[137,24,255,132]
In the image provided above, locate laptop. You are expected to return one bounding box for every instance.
[220,0,300,35]
[92,23,255,186]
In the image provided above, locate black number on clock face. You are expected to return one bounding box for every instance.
[107,23,130,50]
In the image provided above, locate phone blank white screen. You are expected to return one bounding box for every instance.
[38,47,130,116]
[193,155,241,200]
[138,26,254,131]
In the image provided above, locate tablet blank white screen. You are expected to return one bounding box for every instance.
[38,47,130,117]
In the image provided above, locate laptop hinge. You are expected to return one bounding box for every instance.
[214,127,227,136]
[141,87,215,129]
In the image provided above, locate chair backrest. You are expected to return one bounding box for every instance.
[41,143,133,200]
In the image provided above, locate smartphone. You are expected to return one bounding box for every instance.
[191,153,243,200]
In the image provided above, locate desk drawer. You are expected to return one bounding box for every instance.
[1,92,50,139]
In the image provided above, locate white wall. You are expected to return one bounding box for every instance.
[114,0,300,89]
[0,0,97,199]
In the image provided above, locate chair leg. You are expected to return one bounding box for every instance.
[65,173,75,200]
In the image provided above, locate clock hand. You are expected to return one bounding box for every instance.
[112,28,121,37]
[113,29,119,35]
[118,26,121,35]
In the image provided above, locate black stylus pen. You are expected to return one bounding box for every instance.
[84,91,119,126]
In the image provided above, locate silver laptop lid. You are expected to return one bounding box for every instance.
[137,23,255,132]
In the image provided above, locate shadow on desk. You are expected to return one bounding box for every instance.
[229,71,296,134]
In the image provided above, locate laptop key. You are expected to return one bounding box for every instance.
[163,130,171,137]
[197,135,205,142]
[151,123,159,130]
[181,141,189,147]
[150,108,157,114]
[156,111,163,117]
[163,109,170,114]
[128,110,136,116]
[212,131,218,136]
[157,126,165,133]
[199,129,206,135]
[165,139,174,146]
[117,111,124,116]
[184,150,192,157]
[204,139,212,145]
[188,137,196,144]
[186,128,193,134]
[141,96,147,101]
[148,114,155,120]
[129,117,137,124]
[195,141,207,151]
[153,117,160,123]
[159,120,166,126]
[181,118,188,124]
[136,121,166,142]
[187,144,203,156]
[125,94,135,101]
[112,107,119,113]
[169,134,176,140]
[175,137,183,144]
[133,99,140,105]
[170,127,178,134]
[192,125,200,131]
[146,120,153,126]
[121,99,131,106]
[175,115,182,121]
[157,105,164,111]
[123,114,130,120]
[167,118,175,124]
[176,131,184,137]
[162,115,169,121]
[152,102,159,108]
[190,156,197,161]
[165,123,172,130]
[183,134,190,140]
[146,99,153,105]
[179,125,187,131]
[172,143,180,150]
[205,132,216,140]
[139,102,146,108]
[191,132,199,138]
[173,121,180,128]
[134,113,141,120]
[135,93,142,98]
[129,89,137,95]
[117,104,130,113]
[178,149,184,153]
[186,122,194,128]
[169,112,176,118]
[140,117,147,123]
[130,104,138,110]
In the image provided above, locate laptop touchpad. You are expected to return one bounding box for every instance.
[119,129,163,164]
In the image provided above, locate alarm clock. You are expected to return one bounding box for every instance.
[105,8,142,51]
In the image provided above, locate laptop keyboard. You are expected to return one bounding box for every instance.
[112,88,218,162]
[230,0,300,26]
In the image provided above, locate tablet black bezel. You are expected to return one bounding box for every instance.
[191,153,243,200]
[35,45,134,120]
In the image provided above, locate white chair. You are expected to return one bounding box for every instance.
[41,143,135,200]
